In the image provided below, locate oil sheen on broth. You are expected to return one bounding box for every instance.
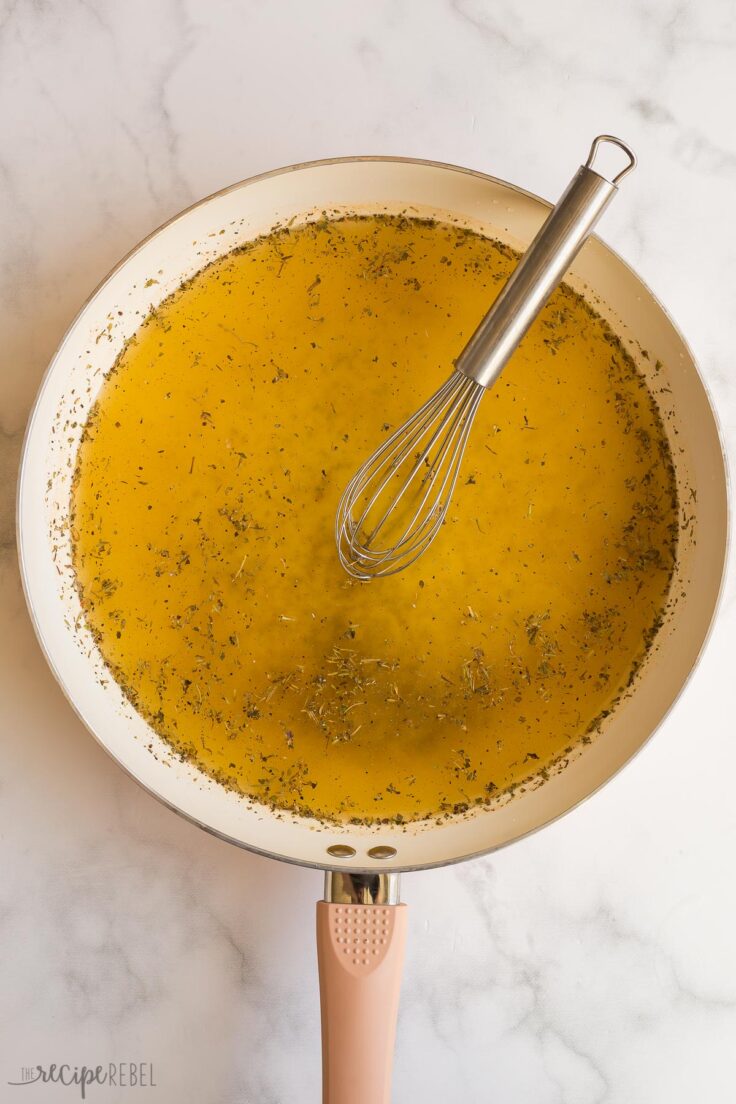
[71,215,678,824]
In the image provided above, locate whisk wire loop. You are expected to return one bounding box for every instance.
[336,371,483,578]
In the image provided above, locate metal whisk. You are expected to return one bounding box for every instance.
[336,135,636,579]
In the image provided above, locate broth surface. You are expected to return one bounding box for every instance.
[71,215,678,823]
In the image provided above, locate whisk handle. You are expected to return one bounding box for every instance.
[456,135,636,389]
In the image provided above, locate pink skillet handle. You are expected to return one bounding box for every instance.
[317,901,408,1104]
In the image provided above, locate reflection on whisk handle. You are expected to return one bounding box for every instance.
[456,135,636,390]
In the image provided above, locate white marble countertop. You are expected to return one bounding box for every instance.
[2,2,735,1101]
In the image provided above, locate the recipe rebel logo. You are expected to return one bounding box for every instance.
[7,1063,156,1098]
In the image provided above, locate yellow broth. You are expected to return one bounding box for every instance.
[71,215,678,824]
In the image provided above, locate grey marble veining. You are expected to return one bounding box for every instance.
[1,1,735,1101]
